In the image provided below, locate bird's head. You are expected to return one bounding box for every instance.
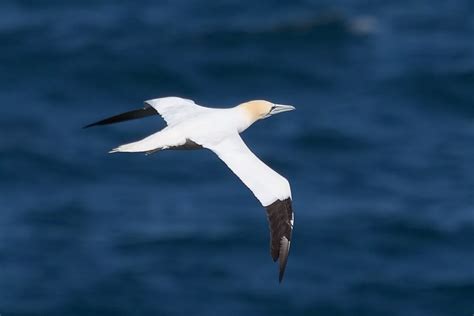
[239,100,295,124]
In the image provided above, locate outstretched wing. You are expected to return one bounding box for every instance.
[145,97,209,126]
[206,134,294,282]
[83,106,157,128]
[265,198,294,282]
[84,96,208,128]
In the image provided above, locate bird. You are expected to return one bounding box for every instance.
[85,97,295,282]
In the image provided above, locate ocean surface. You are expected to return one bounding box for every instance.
[1,1,473,315]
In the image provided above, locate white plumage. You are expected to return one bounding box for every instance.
[86,96,296,282]
[209,135,291,206]
[146,97,209,126]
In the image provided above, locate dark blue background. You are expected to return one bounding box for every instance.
[1,1,473,315]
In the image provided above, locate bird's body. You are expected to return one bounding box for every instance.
[112,105,240,153]
[85,97,296,282]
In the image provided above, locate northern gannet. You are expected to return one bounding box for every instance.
[85,97,295,282]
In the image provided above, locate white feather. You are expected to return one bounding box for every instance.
[205,134,292,207]
[145,97,209,126]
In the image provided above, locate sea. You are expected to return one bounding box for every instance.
[1,1,473,315]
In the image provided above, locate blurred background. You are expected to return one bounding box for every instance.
[1,1,473,315]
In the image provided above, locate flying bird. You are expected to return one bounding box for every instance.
[85,97,295,282]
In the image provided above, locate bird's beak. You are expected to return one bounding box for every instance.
[269,104,296,116]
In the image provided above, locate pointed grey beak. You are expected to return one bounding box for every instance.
[269,104,296,116]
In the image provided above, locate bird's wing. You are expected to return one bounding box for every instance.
[206,134,294,282]
[84,96,208,128]
[145,97,209,126]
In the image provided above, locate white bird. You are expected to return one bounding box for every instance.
[85,97,296,282]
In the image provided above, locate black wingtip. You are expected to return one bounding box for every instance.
[278,260,287,283]
[265,198,293,283]
[83,122,97,129]
[82,106,158,129]
[278,238,290,283]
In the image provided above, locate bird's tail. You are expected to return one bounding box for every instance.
[109,141,155,153]
[109,133,163,154]
[109,129,182,154]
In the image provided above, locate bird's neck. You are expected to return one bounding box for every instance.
[235,106,258,133]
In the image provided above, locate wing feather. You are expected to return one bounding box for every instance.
[206,135,291,206]
[206,134,294,282]
[83,106,158,128]
[84,96,207,128]
[145,97,209,126]
[265,198,294,282]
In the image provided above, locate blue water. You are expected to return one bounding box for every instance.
[1,1,474,315]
